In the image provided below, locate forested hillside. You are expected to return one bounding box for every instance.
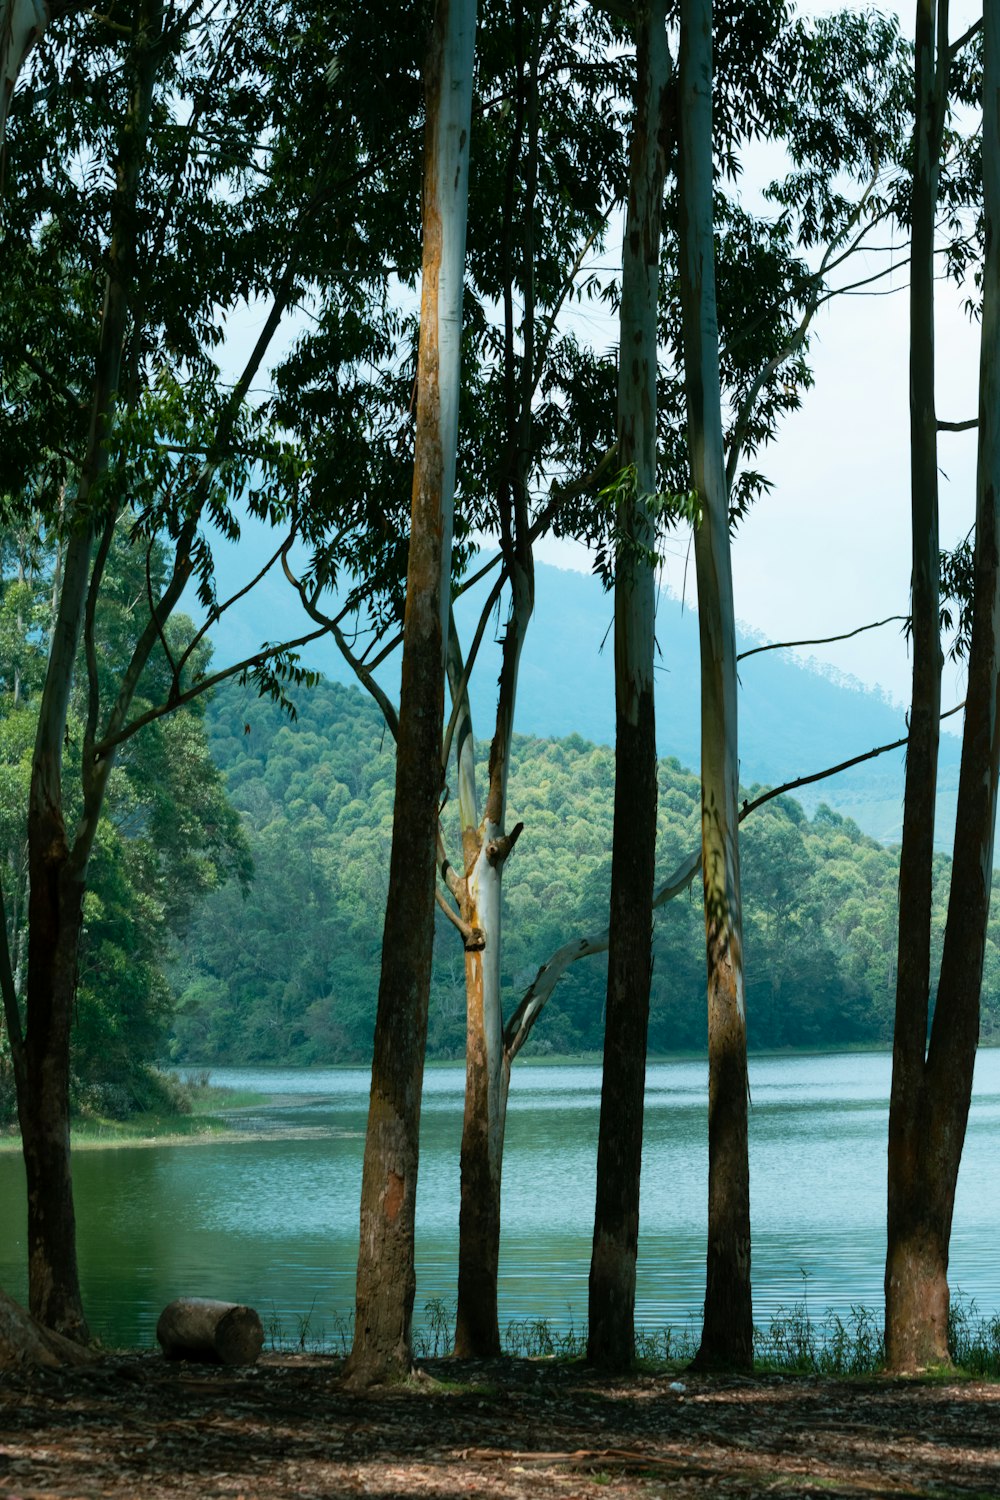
[169,676,1000,1065]
[206,553,964,847]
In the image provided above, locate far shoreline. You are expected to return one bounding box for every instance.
[0,1043,994,1153]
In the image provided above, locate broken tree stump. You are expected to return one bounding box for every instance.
[156,1298,264,1366]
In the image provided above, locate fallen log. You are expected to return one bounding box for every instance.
[156,1298,264,1366]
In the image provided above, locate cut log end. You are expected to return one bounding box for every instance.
[156,1297,264,1366]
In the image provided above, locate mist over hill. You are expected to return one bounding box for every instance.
[206,540,961,847]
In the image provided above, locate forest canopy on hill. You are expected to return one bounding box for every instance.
[167,676,1000,1066]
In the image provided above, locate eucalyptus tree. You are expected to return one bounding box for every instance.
[0,0,428,1338]
[676,0,753,1372]
[884,4,995,1374]
[299,0,630,1361]
[586,0,671,1373]
[343,0,477,1386]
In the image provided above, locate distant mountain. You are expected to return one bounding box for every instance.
[203,533,962,847]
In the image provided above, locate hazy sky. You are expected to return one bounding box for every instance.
[536,1,984,711]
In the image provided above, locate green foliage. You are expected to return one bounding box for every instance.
[0,534,251,1111]
[173,675,1000,1066]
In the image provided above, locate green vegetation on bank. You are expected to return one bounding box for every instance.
[267,1289,1000,1380]
[169,676,1000,1067]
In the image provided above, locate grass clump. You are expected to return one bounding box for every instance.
[261,1290,1000,1378]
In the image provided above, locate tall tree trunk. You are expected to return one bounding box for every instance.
[677,0,752,1373]
[453,4,536,1358]
[345,0,475,1386]
[885,0,1000,1375]
[20,0,162,1338]
[884,0,949,1374]
[587,0,669,1373]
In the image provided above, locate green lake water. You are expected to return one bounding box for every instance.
[2,1050,999,1350]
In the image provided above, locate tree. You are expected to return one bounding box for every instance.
[0,0,429,1339]
[344,0,476,1386]
[884,3,997,1373]
[677,0,751,1372]
[283,0,908,1366]
[586,0,671,1372]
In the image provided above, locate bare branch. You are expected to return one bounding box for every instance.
[486,820,523,867]
[737,614,909,663]
[738,702,964,819]
[950,17,982,55]
[175,533,293,681]
[93,623,332,758]
[938,418,978,432]
[281,550,400,740]
[435,885,474,943]
[442,572,505,770]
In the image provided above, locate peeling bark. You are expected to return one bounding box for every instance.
[587,0,670,1374]
[677,0,751,1373]
[346,0,475,1387]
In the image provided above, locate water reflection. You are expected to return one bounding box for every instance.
[0,1049,997,1347]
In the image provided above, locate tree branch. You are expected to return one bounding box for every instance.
[282,550,400,741]
[736,614,909,662]
[174,531,292,682]
[93,623,332,758]
[435,884,474,942]
[949,17,981,57]
[441,571,504,770]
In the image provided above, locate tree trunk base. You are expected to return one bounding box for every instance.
[0,1288,93,1369]
[156,1298,264,1366]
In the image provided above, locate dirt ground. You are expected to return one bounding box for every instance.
[1,1352,998,1500]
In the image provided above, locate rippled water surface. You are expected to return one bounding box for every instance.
[2,1050,1000,1347]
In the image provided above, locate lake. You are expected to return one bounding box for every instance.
[2,1049,999,1350]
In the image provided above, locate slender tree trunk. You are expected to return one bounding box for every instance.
[587,0,669,1373]
[884,0,949,1373]
[455,844,507,1357]
[453,5,536,1357]
[453,554,531,1358]
[885,0,1000,1375]
[345,0,475,1386]
[677,0,751,1373]
[18,0,163,1339]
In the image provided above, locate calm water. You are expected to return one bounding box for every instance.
[2,1050,1000,1348]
